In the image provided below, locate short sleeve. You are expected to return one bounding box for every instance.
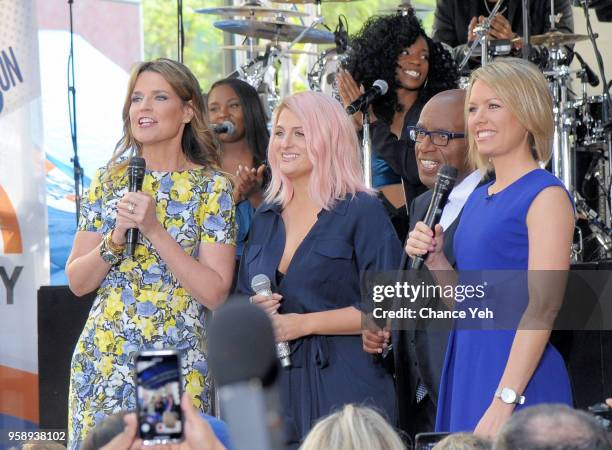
[78,168,105,233]
[199,174,236,245]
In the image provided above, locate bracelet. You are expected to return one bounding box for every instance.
[105,232,125,254]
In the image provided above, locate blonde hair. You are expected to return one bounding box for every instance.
[299,404,406,450]
[107,58,220,177]
[465,58,553,172]
[432,432,491,450]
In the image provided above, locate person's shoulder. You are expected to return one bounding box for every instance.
[344,191,382,213]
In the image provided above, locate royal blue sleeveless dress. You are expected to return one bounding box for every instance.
[435,169,573,432]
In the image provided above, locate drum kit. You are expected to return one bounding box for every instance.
[199,0,610,262]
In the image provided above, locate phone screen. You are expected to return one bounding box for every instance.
[415,432,449,450]
[135,350,184,444]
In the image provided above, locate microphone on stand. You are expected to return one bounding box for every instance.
[212,121,235,135]
[251,274,291,368]
[346,80,388,115]
[126,156,146,256]
[410,165,458,270]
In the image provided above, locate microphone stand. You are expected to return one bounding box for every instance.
[458,0,504,71]
[362,110,373,188]
[67,0,83,224]
[522,0,531,60]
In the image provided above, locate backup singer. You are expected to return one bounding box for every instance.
[65,58,236,448]
[207,78,269,268]
[406,58,574,437]
[237,91,401,446]
[337,12,458,237]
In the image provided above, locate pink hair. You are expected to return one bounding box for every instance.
[265,91,373,209]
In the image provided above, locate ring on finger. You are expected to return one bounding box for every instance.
[128,202,135,214]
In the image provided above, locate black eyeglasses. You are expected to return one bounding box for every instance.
[407,126,465,147]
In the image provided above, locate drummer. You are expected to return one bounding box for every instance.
[433,0,574,66]
[337,13,458,240]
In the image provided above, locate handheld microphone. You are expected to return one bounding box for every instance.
[126,156,146,256]
[346,79,388,115]
[251,274,291,368]
[212,121,235,135]
[574,51,600,87]
[208,302,284,450]
[410,165,458,270]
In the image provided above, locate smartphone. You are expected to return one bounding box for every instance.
[414,432,449,450]
[134,349,184,446]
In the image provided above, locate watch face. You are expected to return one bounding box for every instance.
[101,250,119,265]
[501,388,517,404]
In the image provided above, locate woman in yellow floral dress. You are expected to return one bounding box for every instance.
[65,58,236,449]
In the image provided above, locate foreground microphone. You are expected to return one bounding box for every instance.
[252,274,291,368]
[208,302,283,450]
[212,121,235,135]
[346,79,388,115]
[126,157,146,256]
[410,165,458,270]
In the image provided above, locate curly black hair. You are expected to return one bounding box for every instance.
[345,13,459,125]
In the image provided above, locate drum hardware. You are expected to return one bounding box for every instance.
[458,0,505,71]
[221,44,318,55]
[307,48,348,100]
[379,1,433,15]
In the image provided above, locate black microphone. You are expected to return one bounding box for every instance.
[208,302,284,450]
[212,121,235,135]
[346,79,389,115]
[126,156,146,256]
[410,165,458,270]
[251,274,291,368]
[334,16,348,55]
[574,51,600,87]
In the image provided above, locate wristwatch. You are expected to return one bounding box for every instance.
[99,232,125,265]
[495,387,525,405]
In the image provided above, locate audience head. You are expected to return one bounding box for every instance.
[493,404,612,450]
[80,410,130,450]
[299,404,406,450]
[346,13,458,124]
[207,78,269,166]
[413,89,472,189]
[266,91,371,209]
[110,58,220,172]
[466,58,553,172]
[433,432,491,450]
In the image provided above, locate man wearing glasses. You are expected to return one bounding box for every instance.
[363,89,482,440]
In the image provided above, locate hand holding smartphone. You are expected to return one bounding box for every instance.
[135,349,184,446]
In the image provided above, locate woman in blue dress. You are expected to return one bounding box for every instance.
[406,58,575,437]
[236,91,401,446]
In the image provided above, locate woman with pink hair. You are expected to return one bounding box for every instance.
[236,91,401,446]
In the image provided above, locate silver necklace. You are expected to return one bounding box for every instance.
[483,0,507,16]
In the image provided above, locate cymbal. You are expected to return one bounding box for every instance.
[195,5,308,18]
[271,0,359,3]
[380,2,433,13]
[214,19,335,44]
[221,45,319,55]
[530,31,589,47]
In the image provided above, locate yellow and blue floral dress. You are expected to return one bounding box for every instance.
[67,165,235,448]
